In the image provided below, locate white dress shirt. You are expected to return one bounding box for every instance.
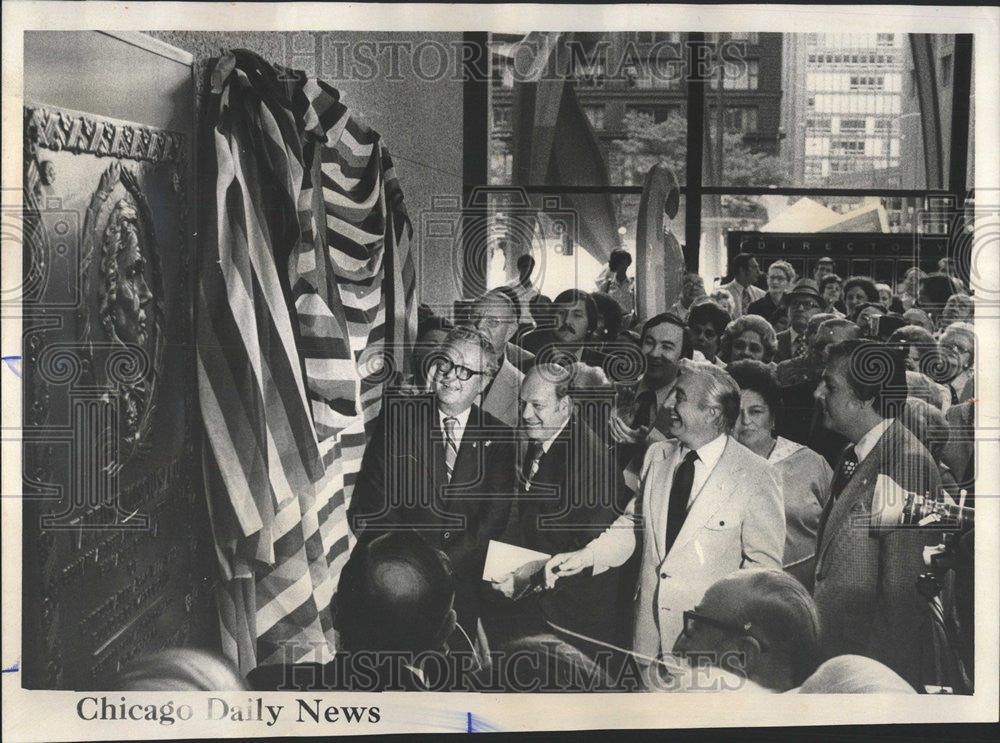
[853,418,893,463]
[678,432,728,507]
[437,406,472,449]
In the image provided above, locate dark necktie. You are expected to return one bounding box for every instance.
[522,441,544,490]
[664,450,699,555]
[741,287,751,315]
[830,445,858,500]
[632,389,658,430]
[443,417,459,482]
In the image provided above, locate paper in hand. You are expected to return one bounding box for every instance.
[482,540,551,582]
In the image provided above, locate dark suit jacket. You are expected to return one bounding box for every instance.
[505,414,624,646]
[520,331,607,372]
[349,398,516,630]
[775,329,794,362]
[746,293,780,320]
[813,419,943,691]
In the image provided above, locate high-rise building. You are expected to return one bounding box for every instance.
[489,31,785,184]
[782,33,906,189]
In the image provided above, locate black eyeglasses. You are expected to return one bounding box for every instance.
[433,357,487,382]
[682,609,769,651]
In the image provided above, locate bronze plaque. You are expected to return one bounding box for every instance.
[21,104,218,689]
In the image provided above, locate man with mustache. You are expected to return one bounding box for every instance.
[520,289,606,371]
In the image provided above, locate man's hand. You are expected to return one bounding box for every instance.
[544,548,594,588]
[610,413,648,445]
[489,572,515,599]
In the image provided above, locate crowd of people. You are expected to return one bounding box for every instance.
[120,252,975,694]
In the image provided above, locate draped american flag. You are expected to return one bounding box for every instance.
[198,50,415,671]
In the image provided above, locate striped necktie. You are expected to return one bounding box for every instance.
[741,287,751,315]
[443,416,459,481]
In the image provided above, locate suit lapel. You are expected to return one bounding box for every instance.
[668,438,737,557]
[648,445,681,562]
[815,425,894,568]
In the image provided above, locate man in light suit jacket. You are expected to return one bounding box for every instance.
[546,359,785,668]
[470,288,534,427]
[812,339,942,691]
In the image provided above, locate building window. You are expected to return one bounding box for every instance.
[625,105,676,124]
[583,105,605,130]
[941,54,953,86]
[849,75,885,91]
[831,140,865,155]
[711,59,759,90]
[839,118,866,133]
[876,33,895,46]
[722,106,758,132]
[492,105,511,130]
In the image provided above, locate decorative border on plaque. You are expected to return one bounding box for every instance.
[24,105,187,164]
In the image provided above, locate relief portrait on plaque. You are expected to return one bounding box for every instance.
[85,160,165,462]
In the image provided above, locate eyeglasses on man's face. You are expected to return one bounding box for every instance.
[433,356,487,382]
[682,609,768,651]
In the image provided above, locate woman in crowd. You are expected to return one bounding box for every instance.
[876,283,893,307]
[719,314,778,365]
[819,274,845,316]
[687,300,731,367]
[901,307,936,334]
[851,301,888,338]
[938,292,974,332]
[842,277,881,319]
[747,259,796,320]
[897,267,927,311]
[727,360,833,590]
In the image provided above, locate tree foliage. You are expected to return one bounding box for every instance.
[609,111,787,222]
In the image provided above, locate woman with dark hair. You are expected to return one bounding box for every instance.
[851,301,887,338]
[818,274,845,316]
[687,301,731,366]
[842,277,880,319]
[727,360,832,589]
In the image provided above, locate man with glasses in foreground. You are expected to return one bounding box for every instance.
[671,569,822,692]
[350,326,516,636]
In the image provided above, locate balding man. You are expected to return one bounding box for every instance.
[248,531,459,691]
[547,360,785,668]
[671,569,822,692]
[470,289,533,427]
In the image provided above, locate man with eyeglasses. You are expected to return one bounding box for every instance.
[470,288,534,427]
[349,326,516,635]
[775,279,824,362]
[937,322,975,406]
[671,569,822,692]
